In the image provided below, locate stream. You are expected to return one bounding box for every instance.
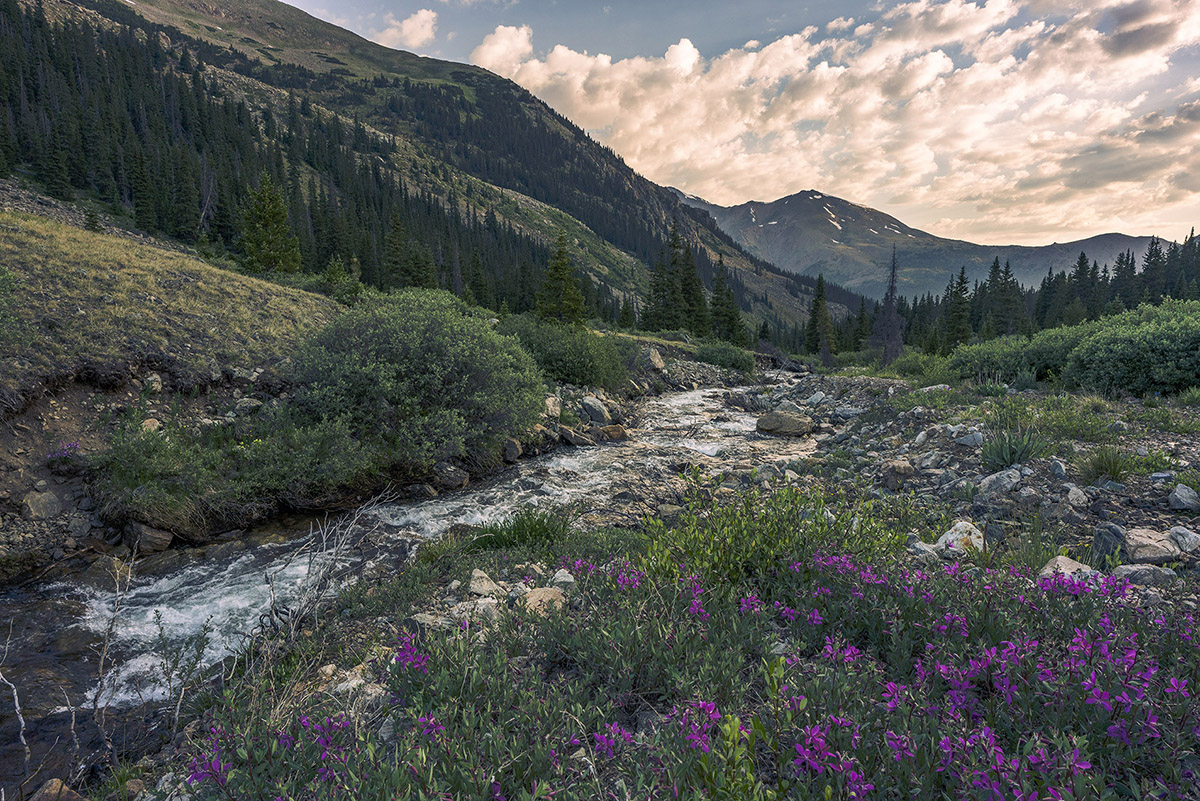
[0,378,814,790]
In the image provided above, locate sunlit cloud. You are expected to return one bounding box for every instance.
[374,9,438,49]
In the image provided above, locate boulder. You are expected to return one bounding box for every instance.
[544,395,562,419]
[30,780,88,801]
[1168,484,1200,513]
[502,438,523,464]
[1092,523,1127,560]
[432,462,469,491]
[581,396,612,426]
[468,569,503,597]
[1112,564,1178,587]
[1038,556,1098,581]
[935,521,985,555]
[1095,525,1180,565]
[551,569,576,591]
[124,521,173,554]
[879,459,915,491]
[756,411,815,437]
[646,347,666,371]
[600,424,629,442]
[978,468,1021,496]
[1168,525,1200,554]
[22,491,63,521]
[559,427,597,447]
[522,587,566,616]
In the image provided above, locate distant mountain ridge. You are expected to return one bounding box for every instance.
[678,189,1155,298]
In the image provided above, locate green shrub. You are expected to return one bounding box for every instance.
[1175,386,1200,406]
[498,313,631,390]
[1076,446,1133,485]
[886,350,957,386]
[1067,300,1200,395]
[694,341,756,373]
[93,290,544,535]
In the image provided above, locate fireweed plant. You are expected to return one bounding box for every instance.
[185,488,1199,800]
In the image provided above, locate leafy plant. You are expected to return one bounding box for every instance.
[694,341,757,373]
[980,399,1053,470]
[1175,385,1200,406]
[499,313,632,390]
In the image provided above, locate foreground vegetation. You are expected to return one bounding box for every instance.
[178,488,1200,800]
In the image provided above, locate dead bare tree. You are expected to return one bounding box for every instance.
[0,623,30,784]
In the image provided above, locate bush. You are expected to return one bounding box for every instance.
[498,313,631,390]
[1076,446,1133,486]
[93,290,544,535]
[981,400,1054,470]
[694,341,756,373]
[1176,386,1200,406]
[886,350,957,386]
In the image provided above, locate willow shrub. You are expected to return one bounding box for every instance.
[186,486,1199,799]
[93,290,543,535]
[694,341,757,374]
[497,313,632,391]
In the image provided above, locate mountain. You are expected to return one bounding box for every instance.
[678,189,1156,299]
[8,0,861,329]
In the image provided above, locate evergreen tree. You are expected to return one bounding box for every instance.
[241,172,301,273]
[870,247,905,364]
[617,297,636,329]
[710,255,746,344]
[941,267,972,350]
[535,232,586,324]
[804,274,835,357]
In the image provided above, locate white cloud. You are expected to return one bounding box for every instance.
[373,9,438,49]
[469,0,1200,244]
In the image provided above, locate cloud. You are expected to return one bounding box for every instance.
[373,9,438,49]
[469,0,1200,244]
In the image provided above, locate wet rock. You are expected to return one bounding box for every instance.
[1168,484,1200,513]
[502,438,523,464]
[559,427,597,447]
[880,459,915,490]
[1169,525,1200,554]
[22,491,63,521]
[756,411,815,437]
[523,587,566,615]
[468,569,503,597]
[936,521,985,556]
[1112,564,1178,586]
[600,424,629,442]
[1039,556,1098,581]
[433,462,469,491]
[123,521,173,554]
[581,396,612,426]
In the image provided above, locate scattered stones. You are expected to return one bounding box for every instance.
[1168,484,1200,513]
[755,411,815,437]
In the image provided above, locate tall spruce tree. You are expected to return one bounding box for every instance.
[241,172,301,273]
[870,247,905,364]
[536,232,586,324]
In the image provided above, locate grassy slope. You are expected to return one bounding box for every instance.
[0,212,338,414]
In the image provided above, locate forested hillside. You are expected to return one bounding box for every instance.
[0,0,858,328]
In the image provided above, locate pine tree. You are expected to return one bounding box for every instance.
[941,267,973,350]
[535,232,586,324]
[870,247,905,364]
[241,172,301,273]
[804,274,834,357]
[617,297,636,329]
[710,255,745,344]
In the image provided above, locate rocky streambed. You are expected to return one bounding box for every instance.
[0,375,820,793]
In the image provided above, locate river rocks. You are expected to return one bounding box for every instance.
[581,396,612,426]
[22,490,63,521]
[1168,484,1200,513]
[523,587,566,615]
[1112,564,1178,586]
[469,569,503,597]
[880,459,915,490]
[124,521,173,554]
[600,424,629,442]
[1039,556,1098,581]
[502,438,523,463]
[936,521,985,556]
[433,462,469,491]
[756,411,815,437]
[559,427,597,447]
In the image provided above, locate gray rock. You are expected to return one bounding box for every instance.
[234,397,263,413]
[776,400,803,415]
[804,391,826,405]
[833,406,866,420]
[1168,526,1200,554]
[1039,555,1098,581]
[544,395,562,419]
[124,521,173,554]
[646,347,666,371]
[1049,458,1068,479]
[935,521,985,555]
[1168,484,1200,513]
[1065,486,1089,508]
[581,396,612,426]
[880,459,915,490]
[955,431,984,448]
[22,491,63,521]
[432,462,469,491]
[1092,522,1127,560]
[1149,471,1175,483]
[551,569,576,591]
[468,569,503,597]
[1112,564,1177,586]
[978,467,1021,496]
[919,384,951,392]
[907,540,940,565]
[1123,528,1181,565]
[756,411,815,437]
[502,438,523,464]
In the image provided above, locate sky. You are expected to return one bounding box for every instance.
[290,0,1200,246]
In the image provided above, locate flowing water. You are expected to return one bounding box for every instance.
[0,379,814,788]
